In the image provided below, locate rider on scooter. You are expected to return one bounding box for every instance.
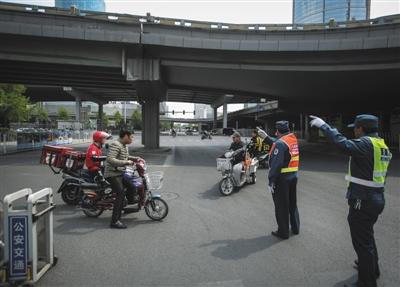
[85,131,112,182]
[229,132,245,175]
[249,130,270,158]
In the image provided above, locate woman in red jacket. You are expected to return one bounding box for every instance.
[85,131,112,180]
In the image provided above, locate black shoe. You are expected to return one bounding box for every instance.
[271,231,289,239]
[292,230,299,235]
[110,220,127,229]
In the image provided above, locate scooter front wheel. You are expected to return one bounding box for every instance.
[145,198,169,221]
[219,178,234,196]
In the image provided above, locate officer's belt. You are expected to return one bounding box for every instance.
[345,175,385,188]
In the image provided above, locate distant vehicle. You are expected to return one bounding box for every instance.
[211,129,218,135]
[222,128,237,136]
[216,142,259,196]
[185,130,194,136]
[201,130,212,140]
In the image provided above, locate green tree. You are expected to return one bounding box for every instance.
[114,111,122,128]
[160,121,172,130]
[29,104,49,123]
[131,110,142,130]
[57,107,69,120]
[0,84,29,128]
[102,112,109,128]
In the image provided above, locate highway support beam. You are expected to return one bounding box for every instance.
[98,103,104,131]
[75,95,81,123]
[136,82,166,149]
[223,101,228,129]
[213,107,218,129]
[211,95,234,130]
[125,57,165,149]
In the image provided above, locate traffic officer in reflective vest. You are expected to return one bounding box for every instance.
[310,114,392,287]
[257,121,300,239]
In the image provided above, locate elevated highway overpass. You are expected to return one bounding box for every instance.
[0,1,399,147]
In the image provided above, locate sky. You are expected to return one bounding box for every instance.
[3,0,400,118]
[4,0,399,23]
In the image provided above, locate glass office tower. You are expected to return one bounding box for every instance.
[55,0,106,12]
[293,0,370,24]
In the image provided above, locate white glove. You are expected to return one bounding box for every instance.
[268,185,275,194]
[309,115,326,128]
[257,127,268,139]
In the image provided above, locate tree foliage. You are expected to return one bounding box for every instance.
[131,109,142,130]
[57,107,69,120]
[0,84,29,128]
[29,104,49,123]
[114,111,122,128]
[102,112,109,128]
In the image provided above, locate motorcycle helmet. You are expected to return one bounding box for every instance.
[93,131,112,144]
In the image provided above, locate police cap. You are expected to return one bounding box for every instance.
[347,114,379,129]
[275,120,289,133]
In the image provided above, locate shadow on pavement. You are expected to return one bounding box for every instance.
[199,235,280,260]
[54,206,159,235]
[332,274,358,287]
[198,183,222,200]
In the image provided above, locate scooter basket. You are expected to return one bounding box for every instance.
[146,172,164,190]
[216,158,231,171]
[40,145,73,168]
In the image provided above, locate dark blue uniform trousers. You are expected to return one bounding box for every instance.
[348,198,384,287]
[272,175,300,237]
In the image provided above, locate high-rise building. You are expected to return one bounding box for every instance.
[194,104,213,119]
[293,0,370,24]
[55,0,106,12]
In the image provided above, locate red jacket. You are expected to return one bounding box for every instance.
[85,143,102,172]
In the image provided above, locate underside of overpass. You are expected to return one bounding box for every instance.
[0,2,399,148]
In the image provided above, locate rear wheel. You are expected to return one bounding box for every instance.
[60,186,80,205]
[145,198,168,221]
[219,178,234,196]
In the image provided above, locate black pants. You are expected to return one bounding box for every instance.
[348,198,384,287]
[272,176,300,237]
[122,177,136,204]
[107,176,126,224]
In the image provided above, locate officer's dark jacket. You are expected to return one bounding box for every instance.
[264,133,297,186]
[320,124,386,201]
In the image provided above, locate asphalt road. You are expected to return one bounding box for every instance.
[0,135,399,287]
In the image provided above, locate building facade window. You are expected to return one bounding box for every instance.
[293,0,370,24]
[55,0,106,12]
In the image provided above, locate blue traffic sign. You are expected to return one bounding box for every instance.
[8,216,29,280]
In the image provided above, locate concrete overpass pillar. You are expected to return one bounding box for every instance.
[213,107,218,129]
[223,102,228,129]
[75,95,82,123]
[137,82,165,149]
[98,103,103,131]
